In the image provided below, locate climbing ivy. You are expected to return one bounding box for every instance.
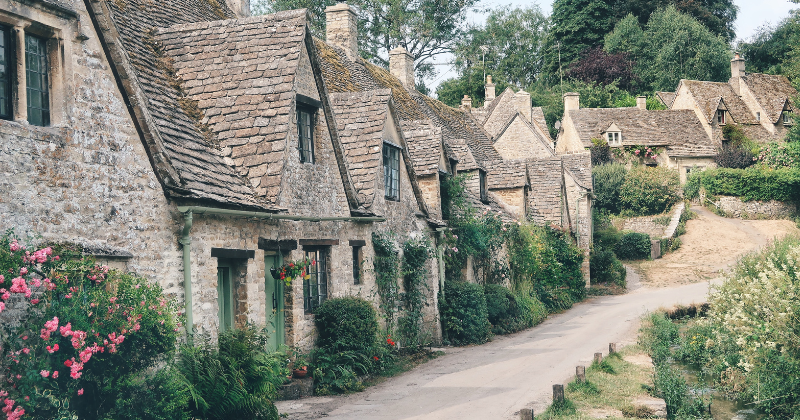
[398,237,433,348]
[371,232,400,332]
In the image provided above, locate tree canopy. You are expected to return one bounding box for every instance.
[435,67,509,108]
[611,0,738,42]
[605,6,731,92]
[565,47,637,90]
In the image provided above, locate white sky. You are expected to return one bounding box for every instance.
[425,0,799,92]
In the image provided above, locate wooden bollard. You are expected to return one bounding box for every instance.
[594,352,603,364]
[553,384,565,402]
[576,365,586,383]
[519,408,534,420]
[609,343,617,354]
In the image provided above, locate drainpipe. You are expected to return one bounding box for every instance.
[179,210,194,337]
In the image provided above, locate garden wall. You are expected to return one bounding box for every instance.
[713,196,797,219]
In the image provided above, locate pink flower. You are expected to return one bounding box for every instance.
[77,389,84,396]
[30,299,39,305]
[40,370,49,378]
[133,284,140,289]
[10,240,20,252]
[46,344,59,353]
[52,371,59,379]
[21,348,29,355]
[0,302,4,313]
[19,268,27,276]
[60,323,73,337]
[65,293,72,299]
[31,278,41,288]
[109,297,117,303]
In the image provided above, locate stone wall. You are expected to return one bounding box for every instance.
[417,174,442,220]
[620,216,669,238]
[714,196,797,220]
[494,117,553,160]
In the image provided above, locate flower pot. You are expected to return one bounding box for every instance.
[292,367,308,379]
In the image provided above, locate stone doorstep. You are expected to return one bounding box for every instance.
[277,377,314,400]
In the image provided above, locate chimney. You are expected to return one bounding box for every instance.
[326,2,358,59]
[460,95,472,110]
[389,47,415,88]
[484,75,496,105]
[636,96,647,110]
[564,92,580,111]
[731,51,745,78]
[225,0,251,18]
[513,91,531,122]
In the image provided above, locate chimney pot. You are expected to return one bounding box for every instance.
[461,95,472,110]
[636,96,647,110]
[225,0,251,17]
[485,75,496,105]
[326,3,358,59]
[389,47,415,88]
[563,92,580,111]
[731,51,745,78]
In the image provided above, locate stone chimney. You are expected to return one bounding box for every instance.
[485,75,496,105]
[731,51,745,78]
[636,96,647,110]
[225,0,251,18]
[513,90,531,122]
[460,95,472,110]
[389,47,415,88]
[564,92,580,111]
[326,2,358,59]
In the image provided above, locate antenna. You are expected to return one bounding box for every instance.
[479,45,490,84]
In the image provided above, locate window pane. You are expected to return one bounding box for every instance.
[25,34,49,127]
[0,26,10,120]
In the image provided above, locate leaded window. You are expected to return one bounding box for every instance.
[383,143,400,201]
[784,111,792,125]
[352,246,362,285]
[303,248,328,313]
[25,34,49,127]
[716,109,725,125]
[298,107,314,163]
[217,264,234,332]
[479,169,488,202]
[0,25,12,121]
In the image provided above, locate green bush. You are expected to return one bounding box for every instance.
[593,209,622,250]
[484,285,547,335]
[619,166,680,215]
[684,167,800,202]
[314,297,379,352]
[439,281,490,345]
[592,163,628,214]
[614,232,651,260]
[590,248,627,286]
[109,367,191,420]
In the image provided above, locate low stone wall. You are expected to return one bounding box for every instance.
[714,196,797,220]
[620,217,669,238]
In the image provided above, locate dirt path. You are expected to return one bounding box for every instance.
[635,206,799,287]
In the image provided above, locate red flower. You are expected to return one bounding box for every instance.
[63,360,73,367]
[373,356,379,361]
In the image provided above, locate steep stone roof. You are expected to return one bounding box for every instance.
[447,137,479,171]
[482,88,517,137]
[157,11,308,203]
[667,143,717,157]
[400,121,444,177]
[494,113,555,156]
[560,152,592,190]
[680,80,757,124]
[527,157,563,225]
[486,160,528,190]
[656,91,676,108]
[329,90,393,208]
[531,107,552,141]
[568,108,709,150]
[738,73,797,123]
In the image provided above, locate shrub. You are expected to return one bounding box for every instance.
[590,248,627,286]
[592,163,628,214]
[756,141,800,169]
[593,209,622,250]
[110,367,191,420]
[590,138,613,166]
[314,297,379,352]
[715,142,756,169]
[619,166,680,215]
[614,232,651,260]
[399,237,433,348]
[439,281,490,345]
[484,285,547,335]
[684,167,800,202]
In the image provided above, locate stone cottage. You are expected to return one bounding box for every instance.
[659,53,797,144]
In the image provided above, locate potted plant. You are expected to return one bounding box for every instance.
[270,257,315,286]
[292,352,309,379]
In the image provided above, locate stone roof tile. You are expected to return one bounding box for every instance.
[681,80,757,124]
[486,159,528,190]
[738,73,797,123]
[401,121,443,176]
[568,108,710,149]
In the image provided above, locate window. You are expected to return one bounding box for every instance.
[784,111,793,125]
[383,143,400,201]
[297,107,314,163]
[25,34,49,127]
[0,25,12,121]
[303,248,328,313]
[352,246,362,285]
[716,110,726,125]
[217,264,234,332]
[479,169,488,202]
[606,131,621,146]
[756,112,761,122]
[440,172,451,220]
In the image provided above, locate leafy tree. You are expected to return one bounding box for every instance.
[253,0,479,80]
[737,19,799,74]
[542,0,615,84]
[435,67,509,108]
[565,46,638,90]
[611,0,738,42]
[605,6,731,92]
[451,5,549,87]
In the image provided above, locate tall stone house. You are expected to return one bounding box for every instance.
[0,0,591,350]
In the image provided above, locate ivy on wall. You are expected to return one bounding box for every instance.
[371,232,400,332]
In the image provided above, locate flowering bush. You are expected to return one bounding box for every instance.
[754,141,800,169]
[612,145,662,162]
[0,233,181,420]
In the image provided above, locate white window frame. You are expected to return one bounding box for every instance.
[716,110,726,125]
[606,131,621,147]
[783,111,792,125]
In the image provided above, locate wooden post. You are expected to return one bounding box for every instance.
[576,365,586,383]
[594,352,603,364]
[519,408,534,420]
[609,343,617,354]
[553,384,564,402]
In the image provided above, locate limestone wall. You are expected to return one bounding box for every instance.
[714,196,797,220]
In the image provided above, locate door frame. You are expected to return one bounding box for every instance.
[264,252,285,350]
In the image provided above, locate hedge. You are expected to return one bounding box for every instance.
[684,167,800,202]
[484,285,548,335]
[615,232,651,260]
[314,297,379,352]
[439,281,490,345]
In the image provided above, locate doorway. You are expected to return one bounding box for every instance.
[265,253,285,351]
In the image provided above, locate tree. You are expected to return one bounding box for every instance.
[253,0,479,81]
[611,0,738,42]
[435,67,509,108]
[565,47,638,90]
[605,6,731,92]
[451,5,548,88]
[542,0,615,84]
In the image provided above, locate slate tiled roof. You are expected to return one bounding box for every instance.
[482,88,517,137]
[329,90,393,208]
[568,108,710,149]
[401,121,444,176]
[527,157,563,225]
[531,107,552,141]
[99,0,288,210]
[656,91,676,108]
[680,80,757,124]
[486,160,528,190]
[560,152,592,190]
[738,73,797,123]
[667,144,717,157]
[157,11,308,203]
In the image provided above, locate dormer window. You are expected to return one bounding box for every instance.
[297,106,315,163]
[606,131,621,146]
[756,112,761,122]
[716,110,726,125]
[479,169,488,203]
[783,111,792,125]
[383,143,400,201]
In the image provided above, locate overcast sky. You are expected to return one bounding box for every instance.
[425,0,798,92]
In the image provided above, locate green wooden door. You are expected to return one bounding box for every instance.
[217,264,234,333]
[265,254,284,351]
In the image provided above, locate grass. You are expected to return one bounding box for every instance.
[540,345,657,420]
